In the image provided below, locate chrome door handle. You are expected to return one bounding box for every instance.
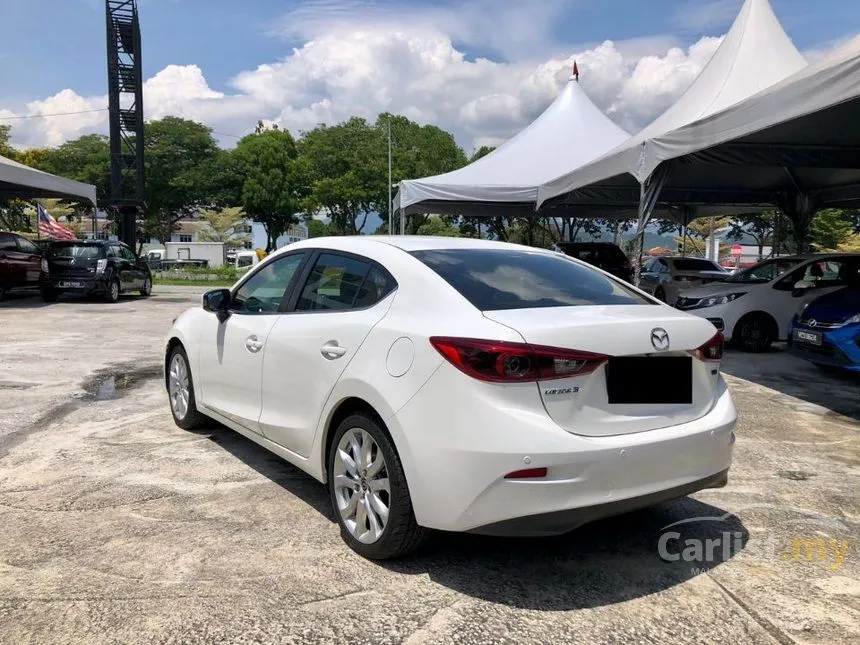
[245,335,264,353]
[320,342,347,359]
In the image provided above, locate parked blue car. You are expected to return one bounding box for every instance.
[788,284,860,372]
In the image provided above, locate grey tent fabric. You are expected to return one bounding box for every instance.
[537,0,807,204]
[537,35,860,212]
[0,153,97,205]
[394,71,630,217]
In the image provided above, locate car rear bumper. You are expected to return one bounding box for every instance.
[41,277,108,293]
[390,368,737,535]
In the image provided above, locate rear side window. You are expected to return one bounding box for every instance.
[411,249,651,311]
[0,234,16,252]
[673,258,722,272]
[296,253,377,311]
[17,237,39,254]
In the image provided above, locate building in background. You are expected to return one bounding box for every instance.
[251,221,309,250]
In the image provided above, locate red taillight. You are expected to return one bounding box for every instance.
[691,331,724,362]
[673,275,697,282]
[429,337,607,383]
[504,467,548,479]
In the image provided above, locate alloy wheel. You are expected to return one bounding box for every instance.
[110,281,119,301]
[332,428,390,544]
[168,353,190,420]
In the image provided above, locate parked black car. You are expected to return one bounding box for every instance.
[554,242,634,283]
[40,240,152,303]
[0,231,42,300]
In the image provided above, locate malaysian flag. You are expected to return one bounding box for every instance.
[37,204,77,240]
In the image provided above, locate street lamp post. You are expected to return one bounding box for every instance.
[387,118,393,236]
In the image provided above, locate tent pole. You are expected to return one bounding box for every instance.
[632,164,670,287]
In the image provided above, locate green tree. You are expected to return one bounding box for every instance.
[142,117,222,244]
[234,126,302,251]
[469,145,496,162]
[417,216,461,237]
[300,118,385,235]
[305,217,330,238]
[0,125,16,159]
[199,207,250,248]
[811,208,853,251]
[727,210,776,258]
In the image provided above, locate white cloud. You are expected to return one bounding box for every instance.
[0,10,842,155]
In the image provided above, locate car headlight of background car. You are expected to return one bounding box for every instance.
[690,293,747,309]
[844,313,860,325]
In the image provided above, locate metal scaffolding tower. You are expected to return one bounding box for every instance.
[105,0,145,247]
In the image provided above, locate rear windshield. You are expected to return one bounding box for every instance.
[411,248,652,311]
[673,258,723,272]
[561,245,628,266]
[50,244,103,259]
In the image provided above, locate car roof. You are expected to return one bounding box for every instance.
[280,235,546,255]
[556,242,619,248]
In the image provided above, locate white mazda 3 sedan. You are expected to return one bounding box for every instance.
[164,237,736,559]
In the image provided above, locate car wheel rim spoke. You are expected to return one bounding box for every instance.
[333,427,390,544]
[169,355,190,420]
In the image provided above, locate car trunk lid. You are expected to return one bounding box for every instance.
[483,305,721,437]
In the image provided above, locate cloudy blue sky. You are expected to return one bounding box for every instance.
[0,0,857,150]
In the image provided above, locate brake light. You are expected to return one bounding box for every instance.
[690,331,724,362]
[429,337,607,383]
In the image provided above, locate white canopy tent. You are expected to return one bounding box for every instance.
[0,153,97,205]
[393,69,630,223]
[538,0,806,199]
[539,36,860,239]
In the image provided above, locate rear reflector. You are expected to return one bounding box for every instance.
[429,337,607,383]
[504,467,548,479]
[690,331,724,362]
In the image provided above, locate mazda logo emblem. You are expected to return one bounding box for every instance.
[808,319,818,328]
[651,328,670,351]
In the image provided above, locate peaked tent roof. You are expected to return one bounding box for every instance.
[0,153,97,205]
[537,0,807,204]
[394,71,630,217]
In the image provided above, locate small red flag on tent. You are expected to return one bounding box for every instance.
[572,61,579,81]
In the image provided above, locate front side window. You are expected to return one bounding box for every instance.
[0,234,16,252]
[230,253,306,314]
[120,246,137,261]
[411,248,651,311]
[296,253,373,311]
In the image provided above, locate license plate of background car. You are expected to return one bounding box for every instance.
[793,329,823,346]
[58,281,84,288]
[605,356,693,405]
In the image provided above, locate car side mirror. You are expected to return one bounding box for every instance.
[792,279,814,297]
[203,288,232,320]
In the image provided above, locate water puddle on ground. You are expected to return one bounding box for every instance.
[75,365,163,402]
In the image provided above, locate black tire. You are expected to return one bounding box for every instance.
[40,288,58,303]
[654,287,667,302]
[140,276,152,297]
[733,313,776,353]
[166,345,208,430]
[328,413,429,560]
[104,278,120,303]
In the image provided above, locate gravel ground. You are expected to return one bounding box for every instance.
[0,286,857,645]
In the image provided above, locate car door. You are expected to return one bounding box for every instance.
[259,251,396,457]
[119,244,145,288]
[0,233,24,291]
[14,235,42,287]
[768,258,851,338]
[197,251,308,432]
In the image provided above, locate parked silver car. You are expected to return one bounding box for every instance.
[640,256,730,304]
